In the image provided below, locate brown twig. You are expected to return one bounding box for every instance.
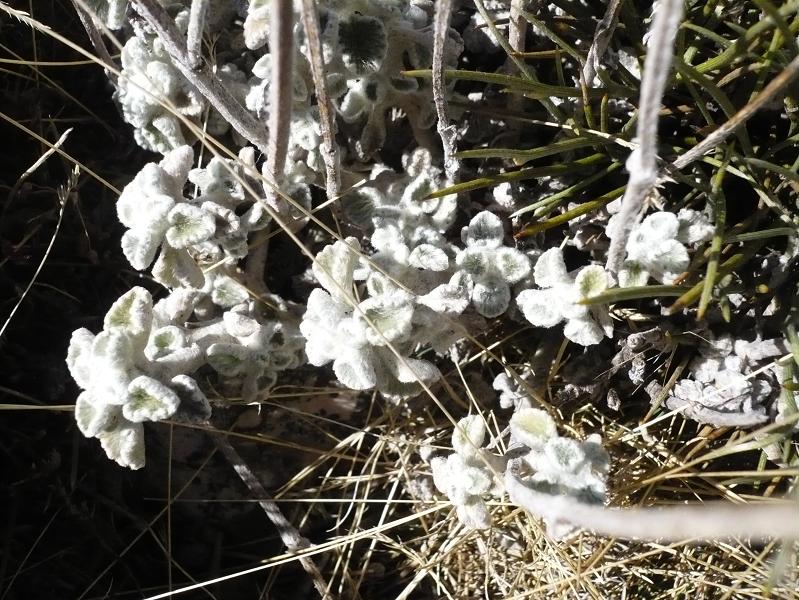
[245,0,295,295]
[129,0,271,155]
[671,52,799,171]
[70,0,118,85]
[581,0,623,88]
[432,0,459,180]
[299,0,341,202]
[213,434,333,599]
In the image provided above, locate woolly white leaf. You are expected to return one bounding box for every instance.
[145,326,186,360]
[563,316,606,346]
[388,355,440,384]
[533,247,570,288]
[510,408,556,451]
[313,237,361,301]
[463,211,503,248]
[104,287,153,349]
[456,498,492,530]
[152,246,205,289]
[153,289,200,326]
[618,260,650,287]
[90,330,134,405]
[452,415,486,457]
[418,271,473,315]
[212,275,249,308]
[357,293,415,346]
[165,204,216,248]
[472,274,511,318]
[575,265,608,299]
[544,437,585,473]
[158,146,194,192]
[121,227,162,271]
[342,187,380,228]
[223,311,260,338]
[75,391,119,438]
[207,343,251,376]
[332,348,379,390]
[408,244,449,271]
[170,375,212,423]
[455,247,488,278]
[495,247,530,283]
[66,328,96,389]
[122,376,180,422]
[98,421,145,470]
[516,288,564,328]
[676,208,714,244]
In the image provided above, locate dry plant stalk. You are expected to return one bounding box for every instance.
[507,471,799,542]
[432,0,459,180]
[130,0,271,155]
[185,0,208,71]
[299,0,341,202]
[605,0,684,276]
[213,434,332,599]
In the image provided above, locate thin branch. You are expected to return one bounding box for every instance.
[506,472,799,542]
[582,0,623,87]
[70,0,117,85]
[605,0,683,276]
[671,51,799,170]
[129,0,271,155]
[213,434,332,599]
[246,0,295,295]
[299,0,341,202]
[186,0,208,71]
[432,0,460,180]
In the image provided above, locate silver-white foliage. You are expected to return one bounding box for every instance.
[516,247,613,346]
[66,287,209,469]
[300,237,443,399]
[509,407,610,538]
[666,334,786,427]
[118,146,271,291]
[612,209,713,286]
[430,415,503,529]
[117,10,205,153]
[455,211,531,318]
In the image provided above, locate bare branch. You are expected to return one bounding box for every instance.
[186,0,208,71]
[605,0,683,276]
[432,0,460,180]
[129,0,271,155]
[671,52,799,170]
[213,434,332,599]
[299,0,341,202]
[582,0,623,88]
[70,0,118,85]
[507,471,799,542]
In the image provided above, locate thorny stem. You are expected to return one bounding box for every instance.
[605,0,684,276]
[70,0,117,85]
[506,471,799,542]
[299,0,341,203]
[213,434,332,599]
[130,0,271,155]
[432,0,459,181]
[186,0,208,71]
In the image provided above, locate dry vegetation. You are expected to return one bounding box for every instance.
[1,1,799,599]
